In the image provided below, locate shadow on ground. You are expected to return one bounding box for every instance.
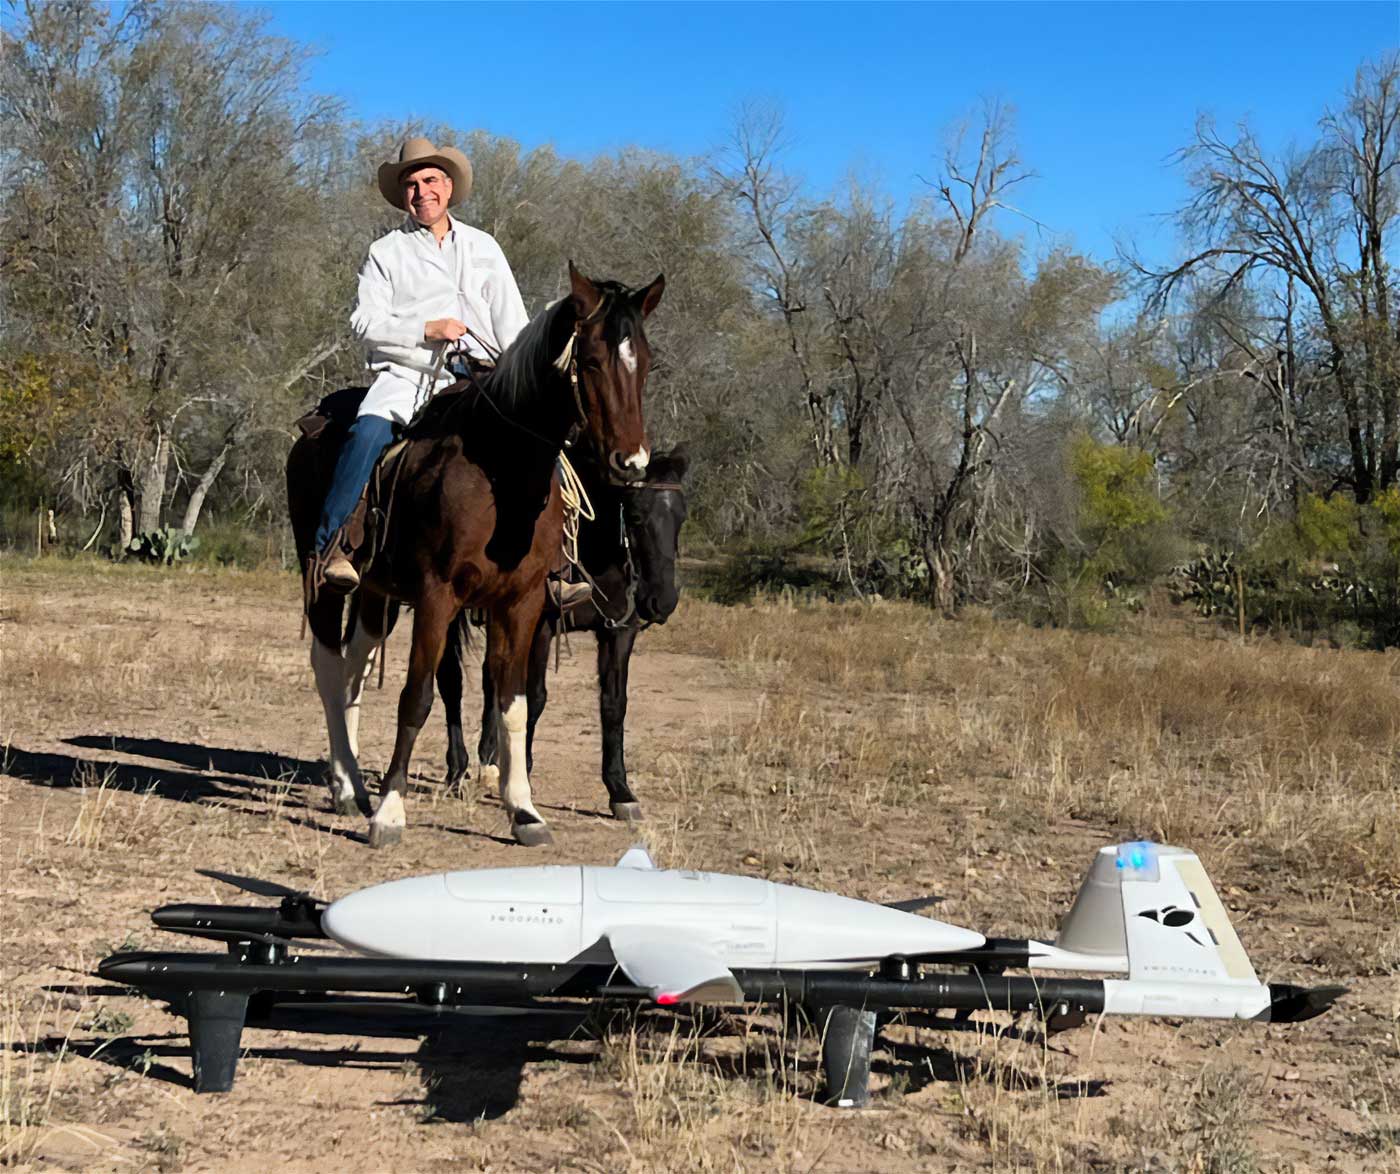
[8,1004,593,1122]
[65,735,319,782]
[3,744,246,805]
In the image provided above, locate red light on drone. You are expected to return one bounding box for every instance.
[656,992,679,1006]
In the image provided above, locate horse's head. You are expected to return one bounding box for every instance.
[555,262,664,485]
[621,446,689,623]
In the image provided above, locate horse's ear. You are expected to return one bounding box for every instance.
[633,273,665,319]
[569,260,602,317]
[664,444,688,479]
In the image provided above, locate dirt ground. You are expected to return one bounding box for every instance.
[1,559,1397,1172]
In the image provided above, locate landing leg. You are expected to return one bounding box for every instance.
[187,989,250,1094]
[816,1004,877,1108]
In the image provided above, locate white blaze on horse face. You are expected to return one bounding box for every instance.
[625,447,650,473]
[497,695,543,823]
[618,336,637,374]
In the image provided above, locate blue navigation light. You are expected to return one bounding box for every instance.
[1116,841,1158,873]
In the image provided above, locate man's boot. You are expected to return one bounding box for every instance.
[323,552,360,593]
[550,574,593,611]
[319,498,370,594]
[313,413,395,594]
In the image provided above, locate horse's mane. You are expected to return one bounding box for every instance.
[403,300,571,439]
[407,280,649,439]
[490,280,648,415]
[486,297,572,417]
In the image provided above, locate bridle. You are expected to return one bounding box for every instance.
[591,479,684,632]
[552,292,617,432]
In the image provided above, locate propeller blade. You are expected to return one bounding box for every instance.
[883,896,944,912]
[197,869,316,902]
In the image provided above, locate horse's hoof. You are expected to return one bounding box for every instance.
[610,801,644,823]
[511,818,554,848]
[367,821,402,849]
[332,793,360,817]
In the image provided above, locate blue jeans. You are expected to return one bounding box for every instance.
[315,413,396,553]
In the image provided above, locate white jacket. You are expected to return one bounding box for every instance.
[350,214,530,379]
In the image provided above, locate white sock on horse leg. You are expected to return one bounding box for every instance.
[342,619,379,760]
[312,638,362,803]
[370,789,405,832]
[498,696,542,821]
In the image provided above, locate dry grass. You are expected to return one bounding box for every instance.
[1,559,1397,1171]
[649,596,1400,915]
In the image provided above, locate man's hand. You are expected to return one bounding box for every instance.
[424,318,468,343]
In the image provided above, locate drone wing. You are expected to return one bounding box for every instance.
[606,926,742,1005]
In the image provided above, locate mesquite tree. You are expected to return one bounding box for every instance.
[1148,55,1399,503]
[1,0,348,544]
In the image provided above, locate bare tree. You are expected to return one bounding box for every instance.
[1,0,346,545]
[1146,54,1399,501]
[718,103,837,464]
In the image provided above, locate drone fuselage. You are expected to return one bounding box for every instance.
[321,864,985,974]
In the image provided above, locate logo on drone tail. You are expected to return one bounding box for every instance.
[1137,905,1207,948]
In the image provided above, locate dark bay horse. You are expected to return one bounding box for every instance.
[286,264,664,848]
[436,447,689,823]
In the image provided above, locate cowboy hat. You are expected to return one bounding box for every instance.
[377,137,473,209]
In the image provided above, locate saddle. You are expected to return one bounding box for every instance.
[295,373,591,602]
[295,387,417,563]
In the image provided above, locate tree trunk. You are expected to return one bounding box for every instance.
[181,442,231,534]
[136,426,172,533]
[118,485,135,553]
[930,546,956,618]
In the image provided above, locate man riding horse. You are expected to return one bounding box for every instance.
[315,135,585,609]
[289,137,665,848]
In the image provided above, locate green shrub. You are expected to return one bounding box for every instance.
[1179,490,1400,647]
[189,520,277,568]
[1070,435,1175,583]
[1032,437,1179,628]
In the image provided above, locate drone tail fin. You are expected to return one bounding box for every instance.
[1054,842,1345,1023]
[1057,842,1259,984]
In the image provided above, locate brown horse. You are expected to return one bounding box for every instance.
[286,264,664,848]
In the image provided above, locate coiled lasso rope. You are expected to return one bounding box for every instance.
[555,450,596,574]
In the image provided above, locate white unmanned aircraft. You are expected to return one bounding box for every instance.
[103,838,1343,1098]
[320,840,1317,1022]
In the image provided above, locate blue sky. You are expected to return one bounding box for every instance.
[265,1,1396,266]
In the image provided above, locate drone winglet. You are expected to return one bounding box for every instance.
[616,845,656,870]
[606,926,742,1004]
